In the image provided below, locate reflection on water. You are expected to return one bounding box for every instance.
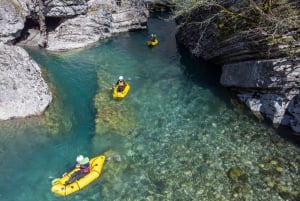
[0,14,299,201]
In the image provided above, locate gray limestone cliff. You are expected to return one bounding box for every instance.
[175,0,300,133]
[0,0,149,51]
[0,43,52,119]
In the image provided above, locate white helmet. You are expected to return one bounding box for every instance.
[76,155,84,163]
[118,76,124,81]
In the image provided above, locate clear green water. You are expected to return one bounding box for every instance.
[0,14,299,201]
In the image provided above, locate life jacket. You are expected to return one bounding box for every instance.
[117,80,125,86]
[80,162,90,173]
[117,81,126,92]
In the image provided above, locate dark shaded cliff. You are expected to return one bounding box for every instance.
[175,0,300,133]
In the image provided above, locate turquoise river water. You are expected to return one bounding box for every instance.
[0,14,299,201]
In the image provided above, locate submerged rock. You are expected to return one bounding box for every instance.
[227,167,245,181]
[41,91,73,135]
[94,90,136,136]
[0,43,52,120]
[94,70,136,136]
[100,149,131,199]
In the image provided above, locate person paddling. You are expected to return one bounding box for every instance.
[64,155,90,185]
[149,33,157,42]
[115,75,127,92]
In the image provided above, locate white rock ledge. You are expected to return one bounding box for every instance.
[0,43,52,120]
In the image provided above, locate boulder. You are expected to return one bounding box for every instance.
[0,0,25,44]
[0,43,52,120]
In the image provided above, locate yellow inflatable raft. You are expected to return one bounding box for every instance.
[147,39,159,47]
[113,83,130,98]
[51,155,106,196]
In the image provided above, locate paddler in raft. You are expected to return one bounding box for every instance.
[114,75,127,92]
[149,33,157,42]
[64,155,90,185]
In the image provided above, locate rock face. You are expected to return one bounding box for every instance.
[43,0,88,17]
[2,0,149,51]
[175,1,300,133]
[220,59,300,129]
[0,43,52,120]
[46,0,148,51]
[0,0,25,44]
[144,0,174,11]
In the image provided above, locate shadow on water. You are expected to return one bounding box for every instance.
[276,126,300,146]
[177,43,234,111]
[177,43,300,146]
[177,44,222,86]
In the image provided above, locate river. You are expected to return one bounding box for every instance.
[0,13,299,201]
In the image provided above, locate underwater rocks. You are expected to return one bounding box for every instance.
[94,69,136,136]
[227,167,247,181]
[101,150,130,199]
[0,43,52,120]
[41,91,73,135]
[94,90,136,136]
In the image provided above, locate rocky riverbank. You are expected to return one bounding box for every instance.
[0,43,52,119]
[0,0,160,120]
[175,0,300,133]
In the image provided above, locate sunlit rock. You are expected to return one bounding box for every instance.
[0,1,25,44]
[11,0,149,51]
[43,0,87,17]
[0,43,52,120]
